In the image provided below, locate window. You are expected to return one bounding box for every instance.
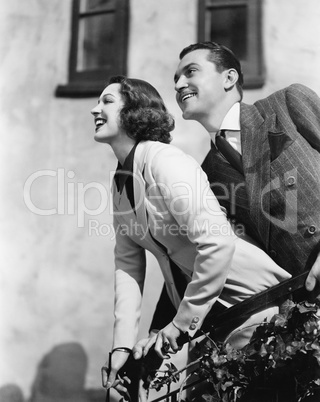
[56,0,129,98]
[198,0,264,89]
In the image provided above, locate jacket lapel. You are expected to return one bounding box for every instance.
[203,143,250,212]
[241,103,276,248]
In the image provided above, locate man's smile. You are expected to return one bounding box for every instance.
[179,91,197,103]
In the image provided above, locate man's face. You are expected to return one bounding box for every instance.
[174,49,227,123]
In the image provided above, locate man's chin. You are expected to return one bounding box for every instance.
[182,109,194,120]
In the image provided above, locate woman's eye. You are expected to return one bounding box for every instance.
[102,97,113,104]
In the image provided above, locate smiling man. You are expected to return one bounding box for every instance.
[173,41,320,283]
[174,45,243,130]
[134,41,320,353]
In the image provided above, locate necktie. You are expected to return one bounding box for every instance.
[215,130,244,175]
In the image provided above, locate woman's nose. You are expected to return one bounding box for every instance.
[90,104,100,116]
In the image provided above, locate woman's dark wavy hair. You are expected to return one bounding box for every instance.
[108,76,174,144]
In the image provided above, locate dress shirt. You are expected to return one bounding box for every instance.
[211,102,242,153]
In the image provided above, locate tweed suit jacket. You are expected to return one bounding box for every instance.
[202,84,320,276]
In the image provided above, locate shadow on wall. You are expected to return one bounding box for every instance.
[0,384,24,402]
[0,343,112,402]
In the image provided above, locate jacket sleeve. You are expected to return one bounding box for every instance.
[150,145,235,336]
[286,83,320,152]
[112,213,146,349]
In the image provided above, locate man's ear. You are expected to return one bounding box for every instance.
[224,68,238,90]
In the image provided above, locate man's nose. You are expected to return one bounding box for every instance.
[174,76,187,92]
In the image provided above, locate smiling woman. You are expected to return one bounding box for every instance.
[90,75,290,401]
[91,76,173,150]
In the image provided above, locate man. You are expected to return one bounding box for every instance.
[173,41,320,281]
[134,41,320,356]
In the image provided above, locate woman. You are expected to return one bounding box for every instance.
[90,76,290,395]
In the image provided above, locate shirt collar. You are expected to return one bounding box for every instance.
[209,102,240,145]
[220,102,240,131]
[114,142,138,193]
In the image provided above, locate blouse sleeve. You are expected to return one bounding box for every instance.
[112,212,147,348]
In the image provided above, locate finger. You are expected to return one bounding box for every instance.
[306,270,316,292]
[132,341,144,360]
[306,253,320,292]
[169,338,179,353]
[106,367,118,389]
[114,383,131,400]
[101,366,109,387]
[122,375,131,385]
[143,337,156,357]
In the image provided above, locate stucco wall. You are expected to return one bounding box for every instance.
[1,0,320,398]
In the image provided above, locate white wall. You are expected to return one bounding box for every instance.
[1,0,320,398]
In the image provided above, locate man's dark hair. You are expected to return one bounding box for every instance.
[180,42,244,99]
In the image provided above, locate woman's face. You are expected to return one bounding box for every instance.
[91,83,125,144]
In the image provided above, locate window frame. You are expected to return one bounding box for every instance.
[56,0,129,98]
[198,0,264,89]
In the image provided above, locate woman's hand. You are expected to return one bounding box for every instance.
[101,350,131,400]
[132,330,159,360]
[144,322,182,359]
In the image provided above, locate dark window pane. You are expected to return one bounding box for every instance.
[80,0,115,13]
[206,6,247,60]
[77,13,115,71]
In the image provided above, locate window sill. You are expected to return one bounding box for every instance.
[55,82,105,98]
[242,74,265,90]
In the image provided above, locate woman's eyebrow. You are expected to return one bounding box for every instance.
[98,93,116,103]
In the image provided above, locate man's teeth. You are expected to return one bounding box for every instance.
[182,93,196,102]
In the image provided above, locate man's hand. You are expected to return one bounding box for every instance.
[306,252,320,294]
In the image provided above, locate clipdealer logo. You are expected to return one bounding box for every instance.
[22,167,299,234]
[23,168,110,227]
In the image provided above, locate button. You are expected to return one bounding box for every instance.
[189,324,196,330]
[286,176,296,186]
[307,225,316,235]
[192,317,199,323]
[269,250,277,258]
